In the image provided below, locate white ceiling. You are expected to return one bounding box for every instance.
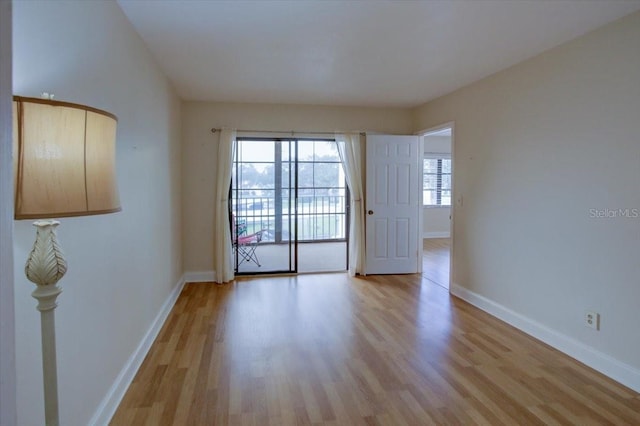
[117,0,640,108]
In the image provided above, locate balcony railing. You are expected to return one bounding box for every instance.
[233,195,347,242]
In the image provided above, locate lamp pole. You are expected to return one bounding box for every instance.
[25,220,66,426]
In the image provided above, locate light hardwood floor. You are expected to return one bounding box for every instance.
[423,238,450,289]
[111,274,640,425]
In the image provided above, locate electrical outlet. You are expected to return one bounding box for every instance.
[585,311,600,330]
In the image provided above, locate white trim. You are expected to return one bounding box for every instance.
[89,275,187,425]
[417,135,424,273]
[183,270,215,283]
[423,205,451,209]
[417,121,455,290]
[450,282,640,393]
[415,122,455,137]
[423,232,450,239]
[424,152,451,159]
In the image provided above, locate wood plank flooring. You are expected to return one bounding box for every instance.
[422,238,450,289]
[111,274,640,425]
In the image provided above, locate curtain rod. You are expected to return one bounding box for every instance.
[211,127,366,136]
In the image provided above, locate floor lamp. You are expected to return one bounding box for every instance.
[13,95,120,426]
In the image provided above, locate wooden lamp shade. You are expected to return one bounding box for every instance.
[13,96,121,220]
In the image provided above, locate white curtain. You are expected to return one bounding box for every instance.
[336,133,366,276]
[213,129,236,283]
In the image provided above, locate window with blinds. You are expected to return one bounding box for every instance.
[423,155,451,206]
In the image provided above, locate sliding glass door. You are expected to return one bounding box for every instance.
[232,138,348,275]
[232,139,296,274]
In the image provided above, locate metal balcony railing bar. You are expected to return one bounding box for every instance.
[232,195,346,242]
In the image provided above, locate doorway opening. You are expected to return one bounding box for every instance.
[232,138,349,275]
[420,125,453,290]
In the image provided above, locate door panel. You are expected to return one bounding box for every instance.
[366,134,420,274]
[373,218,388,258]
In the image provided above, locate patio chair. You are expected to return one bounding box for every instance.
[233,217,265,267]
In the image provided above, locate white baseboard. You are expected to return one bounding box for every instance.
[89,275,187,425]
[450,283,640,393]
[423,231,450,239]
[183,270,215,283]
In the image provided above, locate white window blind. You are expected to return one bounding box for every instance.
[423,154,451,206]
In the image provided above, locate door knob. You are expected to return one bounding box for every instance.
[368,210,374,215]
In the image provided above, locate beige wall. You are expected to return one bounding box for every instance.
[423,208,450,237]
[13,2,182,424]
[182,102,413,272]
[0,1,16,424]
[414,11,640,385]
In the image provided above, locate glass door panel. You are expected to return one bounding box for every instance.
[232,139,296,274]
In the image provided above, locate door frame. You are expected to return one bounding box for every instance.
[416,122,455,291]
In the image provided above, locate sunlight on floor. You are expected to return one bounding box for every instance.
[422,238,450,289]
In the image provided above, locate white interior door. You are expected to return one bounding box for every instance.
[366,134,420,274]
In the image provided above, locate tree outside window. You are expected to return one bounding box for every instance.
[233,139,347,241]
